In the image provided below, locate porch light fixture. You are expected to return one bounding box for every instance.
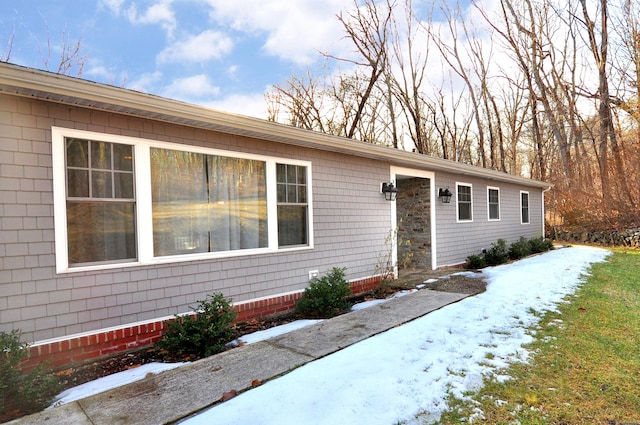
[438,187,453,204]
[381,182,398,201]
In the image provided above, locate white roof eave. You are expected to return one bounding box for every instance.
[0,62,551,189]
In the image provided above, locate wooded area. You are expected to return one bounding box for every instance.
[266,0,640,232]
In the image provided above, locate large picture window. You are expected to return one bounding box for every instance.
[65,138,136,266]
[151,148,268,256]
[53,128,312,272]
[456,183,473,222]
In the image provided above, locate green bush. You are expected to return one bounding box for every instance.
[484,238,509,266]
[155,293,237,360]
[1,330,60,422]
[509,236,532,260]
[466,254,486,269]
[295,267,351,318]
[529,236,554,253]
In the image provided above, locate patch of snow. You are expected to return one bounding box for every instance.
[238,320,323,345]
[49,362,186,407]
[185,246,608,424]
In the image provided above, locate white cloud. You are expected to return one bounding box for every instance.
[128,71,164,92]
[204,91,270,119]
[126,0,177,38]
[156,30,234,64]
[202,0,354,64]
[99,0,126,15]
[161,74,221,100]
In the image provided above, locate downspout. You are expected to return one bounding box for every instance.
[542,186,552,238]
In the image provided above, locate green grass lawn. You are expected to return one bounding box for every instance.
[441,248,640,424]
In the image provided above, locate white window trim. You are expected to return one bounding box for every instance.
[52,127,313,274]
[487,186,501,221]
[456,182,473,223]
[520,190,530,225]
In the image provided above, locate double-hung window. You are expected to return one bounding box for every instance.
[456,183,473,222]
[520,191,530,224]
[53,128,312,272]
[65,138,137,266]
[487,187,500,221]
[277,164,308,247]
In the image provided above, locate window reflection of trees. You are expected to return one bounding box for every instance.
[151,148,267,256]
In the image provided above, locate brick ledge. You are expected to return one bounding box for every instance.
[21,275,383,372]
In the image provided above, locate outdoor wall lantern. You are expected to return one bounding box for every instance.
[438,187,453,204]
[381,182,398,201]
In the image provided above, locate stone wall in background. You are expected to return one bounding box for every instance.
[551,227,640,247]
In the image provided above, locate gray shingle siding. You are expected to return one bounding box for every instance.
[434,171,543,266]
[0,93,391,343]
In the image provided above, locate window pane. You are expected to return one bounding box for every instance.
[287,165,297,183]
[113,144,133,171]
[458,203,472,221]
[458,186,471,202]
[67,201,136,265]
[278,205,308,246]
[489,204,499,220]
[92,171,113,198]
[91,141,112,170]
[277,183,286,203]
[66,139,88,167]
[295,166,306,184]
[276,163,286,183]
[151,148,267,256]
[489,189,498,203]
[298,186,307,203]
[287,185,297,203]
[67,169,89,198]
[114,172,134,199]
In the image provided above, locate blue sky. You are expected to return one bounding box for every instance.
[1,0,357,118]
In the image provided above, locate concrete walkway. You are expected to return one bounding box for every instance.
[9,290,469,425]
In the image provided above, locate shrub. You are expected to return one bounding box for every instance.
[529,236,554,253]
[1,330,60,422]
[155,293,237,360]
[484,239,509,266]
[295,267,351,318]
[466,254,486,269]
[509,236,532,260]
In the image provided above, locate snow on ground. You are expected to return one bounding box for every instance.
[50,246,609,423]
[183,246,609,424]
[49,362,187,408]
[50,293,410,406]
[237,319,323,345]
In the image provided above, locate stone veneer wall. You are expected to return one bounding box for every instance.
[396,178,431,269]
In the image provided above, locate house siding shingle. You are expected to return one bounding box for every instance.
[434,171,543,266]
[0,93,391,345]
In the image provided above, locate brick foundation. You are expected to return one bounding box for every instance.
[21,275,383,372]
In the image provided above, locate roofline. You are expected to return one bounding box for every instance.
[0,62,550,189]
